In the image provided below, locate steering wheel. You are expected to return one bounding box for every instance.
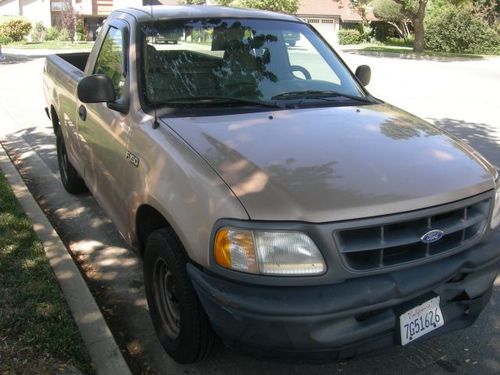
[290,65,312,80]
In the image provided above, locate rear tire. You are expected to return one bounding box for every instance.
[56,128,87,194]
[144,228,215,363]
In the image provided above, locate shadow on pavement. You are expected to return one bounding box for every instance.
[0,53,38,65]
[432,118,500,167]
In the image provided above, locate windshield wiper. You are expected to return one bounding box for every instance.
[271,90,374,104]
[154,96,284,109]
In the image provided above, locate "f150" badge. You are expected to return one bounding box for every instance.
[126,151,140,168]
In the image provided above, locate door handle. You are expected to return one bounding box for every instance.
[78,105,87,121]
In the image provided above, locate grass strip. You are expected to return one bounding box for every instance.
[0,172,93,374]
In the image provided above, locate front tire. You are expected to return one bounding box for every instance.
[144,228,215,363]
[56,128,86,194]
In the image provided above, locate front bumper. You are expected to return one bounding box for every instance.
[188,237,499,358]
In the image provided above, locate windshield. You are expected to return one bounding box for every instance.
[140,18,367,108]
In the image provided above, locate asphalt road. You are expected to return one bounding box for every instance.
[0,51,499,375]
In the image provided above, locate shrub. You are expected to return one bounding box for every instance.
[44,27,60,41]
[338,29,365,45]
[56,28,71,42]
[0,18,32,42]
[385,35,414,47]
[30,21,46,43]
[425,6,500,54]
[0,34,13,44]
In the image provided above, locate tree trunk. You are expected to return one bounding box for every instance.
[412,1,428,53]
[403,22,411,40]
[388,21,406,41]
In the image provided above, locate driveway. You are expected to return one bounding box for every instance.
[0,51,499,375]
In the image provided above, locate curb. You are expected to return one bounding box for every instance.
[0,143,132,375]
[2,47,92,56]
[342,49,491,62]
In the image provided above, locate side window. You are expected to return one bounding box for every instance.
[94,27,126,100]
[285,30,341,85]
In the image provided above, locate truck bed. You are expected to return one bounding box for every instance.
[56,52,90,72]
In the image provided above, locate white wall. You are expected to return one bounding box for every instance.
[20,0,51,27]
[113,0,143,10]
[75,0,93,15]
[0,0,21,17]
[0,0,51,27]
[302,17,339,46]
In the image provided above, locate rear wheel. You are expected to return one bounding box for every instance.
[144,228,215,363]
[56,128,87,194]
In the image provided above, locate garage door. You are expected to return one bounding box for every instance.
[307,18,338,46]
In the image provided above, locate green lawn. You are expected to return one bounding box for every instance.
[5,41,94,50]
[359,45,489,59]
[0,172,93,374]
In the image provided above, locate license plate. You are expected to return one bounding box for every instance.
[400,296,444,345]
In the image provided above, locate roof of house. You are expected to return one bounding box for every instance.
[297,0,375,22]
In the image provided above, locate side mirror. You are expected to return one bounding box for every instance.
[355,65,371,87]
[77,74,116,103]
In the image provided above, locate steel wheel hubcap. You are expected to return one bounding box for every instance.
[153,258,181,339]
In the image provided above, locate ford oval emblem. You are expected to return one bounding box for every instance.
[421,229,445,244]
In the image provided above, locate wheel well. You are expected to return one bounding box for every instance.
[50,106,60,134]
[136,205,171,254]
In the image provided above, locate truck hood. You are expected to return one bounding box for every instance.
[163,104,496,222]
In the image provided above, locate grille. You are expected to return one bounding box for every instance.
[335,198,491,271]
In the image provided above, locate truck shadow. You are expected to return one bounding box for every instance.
[0,53,38,65]
[431,118,500,168]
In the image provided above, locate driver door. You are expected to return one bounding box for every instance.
[77,20,132,234]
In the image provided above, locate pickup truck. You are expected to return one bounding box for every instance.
[43,5,500,364]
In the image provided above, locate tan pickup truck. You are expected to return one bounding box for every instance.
[43,5,500,364]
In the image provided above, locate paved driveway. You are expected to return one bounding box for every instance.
[0,51,499,375]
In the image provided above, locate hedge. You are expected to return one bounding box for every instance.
[425,6,500,54]
[338,29,365,45]
[0,18,32,42]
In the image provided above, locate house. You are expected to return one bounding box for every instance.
[0,0,145,35]
[1,0,372,44]
[297,0,374,45]
[0,0,51,27]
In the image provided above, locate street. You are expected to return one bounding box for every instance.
[0,50,499,374]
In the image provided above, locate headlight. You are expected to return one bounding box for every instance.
[214,227,326,276]
[492,176,500,229]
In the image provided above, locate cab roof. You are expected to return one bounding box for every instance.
[112,5,301,23]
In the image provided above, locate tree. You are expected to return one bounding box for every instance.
[372,0,411,41]
[61,0,78,41]
[353,0,429,52]
[214,0,299,13]
[386,1,428,52]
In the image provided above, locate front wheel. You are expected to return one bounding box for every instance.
[56,128,87,194]
[144,228,215,363]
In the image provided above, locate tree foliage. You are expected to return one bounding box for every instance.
[372,0,412,40]
[353,0,428,52]
[214,0,299,13]
[373,0,406,22]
